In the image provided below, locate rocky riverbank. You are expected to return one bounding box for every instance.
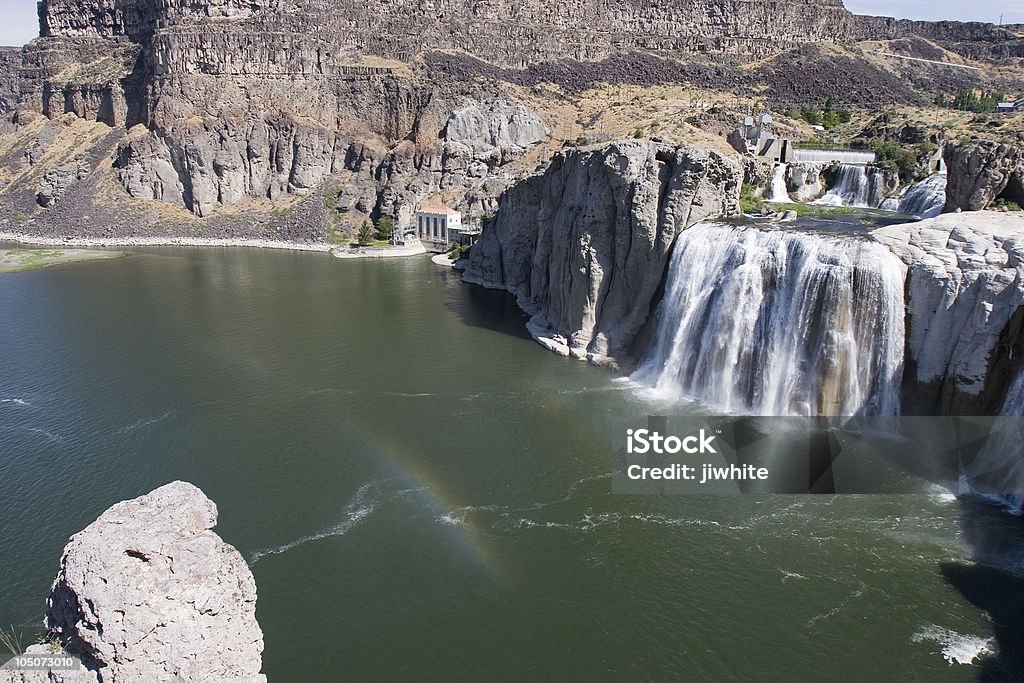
[0,482,264,682]
[0,231,332,252]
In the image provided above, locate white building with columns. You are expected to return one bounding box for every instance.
[415,205,462,248]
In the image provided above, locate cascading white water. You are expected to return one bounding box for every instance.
[814,164,886,208]
[964,377,1024,513]
[632,223,906,416]
[885,174,947,218]
[766,163,790,202]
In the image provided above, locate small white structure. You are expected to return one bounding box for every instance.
[727,112,794,163]
[415,205,462,248]
[996,98,1024,113]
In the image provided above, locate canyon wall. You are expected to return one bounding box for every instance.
[37,0,857,66]
[463,140,741,365]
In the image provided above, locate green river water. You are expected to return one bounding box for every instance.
[1,244,1022,681]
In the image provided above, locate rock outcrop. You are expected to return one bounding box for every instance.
[37,164,88,207]
[874,212,1024,414]
[463,140,741,365]
[443,99,550,163]
[944,140,1024,212]
[0,482,264,683]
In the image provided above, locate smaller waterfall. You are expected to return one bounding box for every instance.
[766,163,790,202]
[632,223,906,416]
[1003,372,1024,417]
[814,164,886,208]
[892,174,947,218]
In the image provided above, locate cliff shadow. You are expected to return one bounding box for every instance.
[444,276,533,342]
[942,498,1024,681]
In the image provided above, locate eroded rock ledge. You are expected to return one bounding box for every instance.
[1,482,264,683]
[874,212,1024,414]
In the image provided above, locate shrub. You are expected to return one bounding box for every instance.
[357,220,374,245]
[739,184,763,214]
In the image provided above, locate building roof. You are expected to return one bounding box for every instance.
[417,204,459,215]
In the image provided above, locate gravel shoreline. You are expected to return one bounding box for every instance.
[0,232,333,252]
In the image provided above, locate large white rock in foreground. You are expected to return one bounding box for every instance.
[874,211,1024,412]
[3,482,265,682]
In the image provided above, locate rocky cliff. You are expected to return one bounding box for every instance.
[37,0,856,66]
[875,212,1024,415]
[0,0,1020,237]
[0,482,264,683]
[463,140,741,365]
[945,140,1024,212]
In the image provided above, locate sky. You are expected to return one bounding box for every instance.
[0,0,1021,47]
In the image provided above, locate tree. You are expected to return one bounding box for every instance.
[800,106,822,126]
[360,220,376,244]
[375,215,395,241]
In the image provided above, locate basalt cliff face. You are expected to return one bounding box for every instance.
[944,140,1024,213]
[0,481,264,683]
[0,0,1019,237]
[37,0,856,67]
[464,140,741,365]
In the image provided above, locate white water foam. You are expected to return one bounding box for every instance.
[926,484,958,506]
[25,427,62,443]
[249,481,382,563]
[912,625,994,665]
[115,412,172,435]
[0,398,30,406]
[766,163,790,203]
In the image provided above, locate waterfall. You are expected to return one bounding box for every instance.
[766,163,790,202]
[961,378,1024,513]
[632,223,906,416]
[814,164,886,208]
[885,174,947,218]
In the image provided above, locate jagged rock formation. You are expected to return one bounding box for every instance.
[875,213,1024,414]
[944,140,1024,212]
[37,164,88,207]
[0,482,265,683]
[463,140,741,365]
